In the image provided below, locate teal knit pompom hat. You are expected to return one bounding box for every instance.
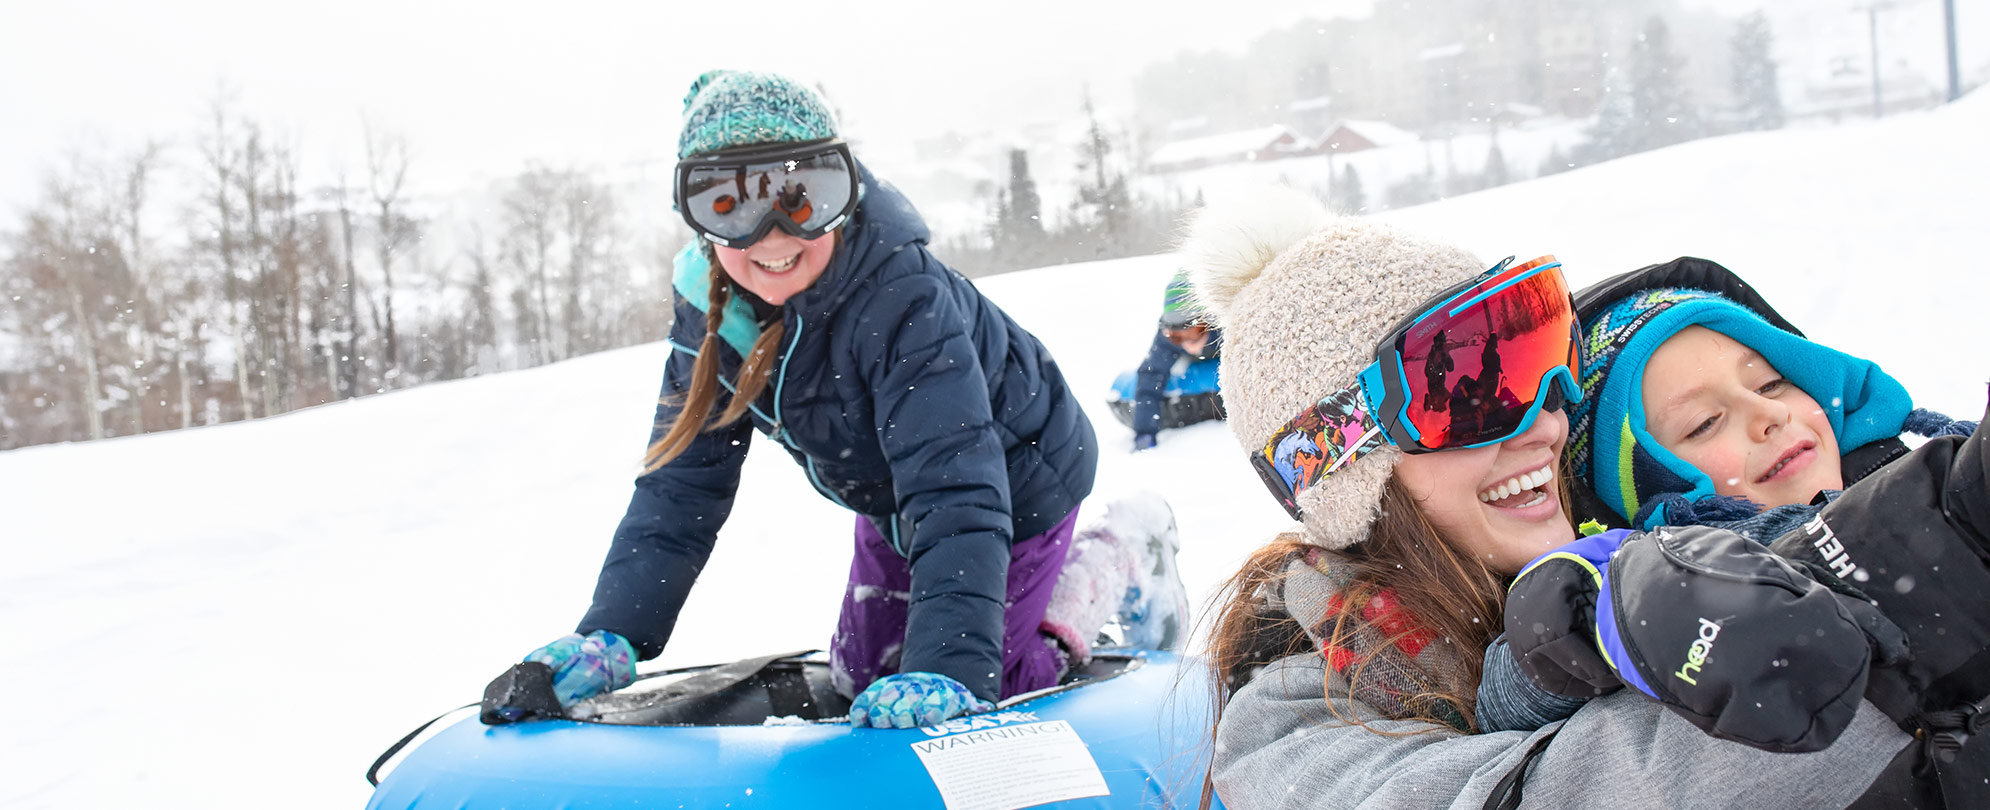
[677,70,840,159]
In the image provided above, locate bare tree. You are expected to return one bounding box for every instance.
[502,166,561,364]
[199,96,256,420]
[462,223,501,374]
[42,170,108,440]
[238,124,278,416]
[113,141,165,435]
[364,119,413,386]
[332,169,363,399]
[260,136,309,412]
[562,173,614,355]
[2,104,676,449]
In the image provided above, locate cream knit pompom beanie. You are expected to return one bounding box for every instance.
[1182,186,1487,549]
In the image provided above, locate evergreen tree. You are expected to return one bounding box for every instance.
[1074,92,1131,254]
[1576,18,1698,165]
[1576,65,1637,166]
[1330,164,1366,213]
[1384,171,1438,210]
[1731,11,1785,131]
[1482,140,1510,188]
[995,148,1044,249]
[1627,16,1699,153]
[1538,144,1572,177]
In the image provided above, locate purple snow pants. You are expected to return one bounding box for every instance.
[830,508,1080,700]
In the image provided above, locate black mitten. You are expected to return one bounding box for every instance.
[1509,526,1910,752]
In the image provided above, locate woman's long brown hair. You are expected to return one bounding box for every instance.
[641,249,788,473]
[1197,475,1531,809]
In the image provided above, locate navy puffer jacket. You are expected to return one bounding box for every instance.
[577,165,1097,701]
[1132,326,1223,435]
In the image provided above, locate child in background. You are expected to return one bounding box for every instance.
[1121,271,1224,451]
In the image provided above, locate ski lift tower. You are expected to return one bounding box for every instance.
[1853,1,1901,118]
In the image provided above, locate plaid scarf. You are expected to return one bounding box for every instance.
[1280,549,1472,732]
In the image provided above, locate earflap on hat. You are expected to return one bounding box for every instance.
[1582,296,1914,528]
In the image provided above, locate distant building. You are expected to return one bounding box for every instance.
[1288,96,1336,138]
[1163,116,1211,139]
[1314,120,1419,154]
[1536,4,1603,118]
[1791,57,1944,122]
[1326,0,1605,129]
[1491,102,1546,126]
[1147,125,1303,173]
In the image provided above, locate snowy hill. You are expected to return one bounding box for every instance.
[4,91,1988,809]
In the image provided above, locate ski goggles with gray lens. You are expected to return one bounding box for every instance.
[674,139,860,248]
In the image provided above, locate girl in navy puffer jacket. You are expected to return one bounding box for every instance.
[501,71,1102,730]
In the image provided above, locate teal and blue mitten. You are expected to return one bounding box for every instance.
[523,630,637,707]
[848,672,993,729]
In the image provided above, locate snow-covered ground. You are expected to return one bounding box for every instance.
[3,91,1987,809]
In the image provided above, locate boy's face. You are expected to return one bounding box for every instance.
[1165,324,1210,355]
[1640,326,1844,507]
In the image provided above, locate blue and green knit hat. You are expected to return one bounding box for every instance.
[1566,287,1913,529]
[677,70,839,159]
[1159,270,1198,328]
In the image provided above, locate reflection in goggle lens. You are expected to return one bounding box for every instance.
[1398,259,1573,450]
[778,183,812,223]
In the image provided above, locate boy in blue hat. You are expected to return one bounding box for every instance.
[1478,258,1989,800]
[1565,270,1968,535]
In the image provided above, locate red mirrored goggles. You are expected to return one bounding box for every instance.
[1371,255,1580,453]
[1248,256,1581,519]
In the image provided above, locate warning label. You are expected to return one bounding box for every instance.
[909,720,1109,810]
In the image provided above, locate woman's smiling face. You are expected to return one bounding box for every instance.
[1640,326,1843,508]
[1394,407,1573,575]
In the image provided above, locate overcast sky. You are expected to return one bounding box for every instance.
[0,0,1379,216]
[3,0,1979,222]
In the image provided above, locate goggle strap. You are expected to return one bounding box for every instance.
[1252,382,1389,515]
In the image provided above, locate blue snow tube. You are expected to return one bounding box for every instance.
[367,650,1222,809]
[1108,357,1222,402]
[1108,358,1224,431]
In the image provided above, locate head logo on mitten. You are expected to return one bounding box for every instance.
[1673,617,1722,686]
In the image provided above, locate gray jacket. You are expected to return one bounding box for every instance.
[1212,555,1913,809]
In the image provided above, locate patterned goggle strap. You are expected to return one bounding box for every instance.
[1248,383,1389,520]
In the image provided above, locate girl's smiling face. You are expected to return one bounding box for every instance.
[711,229,836,306]
[1640,326,1843,507]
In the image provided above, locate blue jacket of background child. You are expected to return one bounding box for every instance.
[576,164,1098,702]
[1132,326,1223,437]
